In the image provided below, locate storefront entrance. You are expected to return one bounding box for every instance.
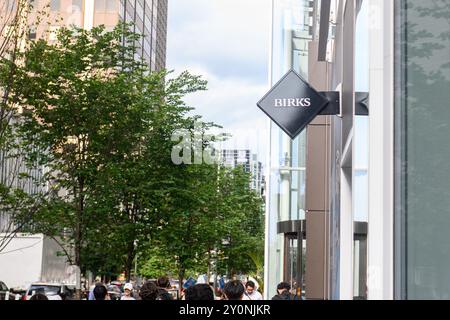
[278,220,306,297]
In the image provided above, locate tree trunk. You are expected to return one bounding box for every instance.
[206,249,211,284]
[74,175,85,300]
[178,268,185,299]
[125,241,135,282]
[124,194,138,282]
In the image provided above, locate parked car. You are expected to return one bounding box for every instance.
[25,283,76,300]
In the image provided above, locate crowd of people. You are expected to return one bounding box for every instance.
[27,276,302,301]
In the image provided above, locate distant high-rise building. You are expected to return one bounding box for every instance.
[220,150,265,196]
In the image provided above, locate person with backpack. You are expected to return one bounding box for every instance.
[156,276,173,300]
[271,282,301,300]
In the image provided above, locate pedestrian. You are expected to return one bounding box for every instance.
[120,283,135,301]
[139,281,159,301]
[29,293,48,300]
[222,280,245,300]
[271,282,300,300]
[93,283,109,301]
[242,281,263,300]
[88,277,102,300]
[184,284,215,300]
[156,276,173,300]
[156,276,171,290]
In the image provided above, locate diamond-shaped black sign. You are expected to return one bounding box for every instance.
[257,70,329,139]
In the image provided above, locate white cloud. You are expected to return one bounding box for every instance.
[167,0,271,81]
[167,0,271,162]
[169,66,270,161]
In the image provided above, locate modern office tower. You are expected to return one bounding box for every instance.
[154,0,167,70]
[220,149,265,196]
[119,0,168,71]
[265,0,450,300]
[24,0,168,71]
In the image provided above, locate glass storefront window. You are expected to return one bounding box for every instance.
[395,0,450,299]
[266,0,314,299]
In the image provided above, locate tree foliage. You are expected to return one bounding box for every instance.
[0,22,265,285]
[0,0,50,252]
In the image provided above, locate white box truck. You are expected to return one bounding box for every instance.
[0,233,74,291]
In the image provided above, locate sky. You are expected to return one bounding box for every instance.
[166,0,272,164]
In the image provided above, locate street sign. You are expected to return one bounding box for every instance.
[257,70,330,139]
[183,277,197,289]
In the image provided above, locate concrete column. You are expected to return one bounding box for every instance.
[305,40,331,300]
[83,0,95,30]
[367,0,394,300]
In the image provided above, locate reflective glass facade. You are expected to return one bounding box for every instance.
[266,0,371,300]
[266,0,313,298]
[395,0,450,299]
[119,0,167,71]
[266,0,450,300]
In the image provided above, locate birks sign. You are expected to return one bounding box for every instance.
[257,70,330,139]
[274,98,311,108]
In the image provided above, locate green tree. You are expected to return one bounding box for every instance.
[152,161,265,292]
[3,23,209,281]
[88,71,208,281]
[214,166,265,278]
[138,244,178,279]
[157,161,218,291]
[1,20,265,291]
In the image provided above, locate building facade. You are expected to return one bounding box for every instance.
[264,0,450,300]
[26,0,168,71]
